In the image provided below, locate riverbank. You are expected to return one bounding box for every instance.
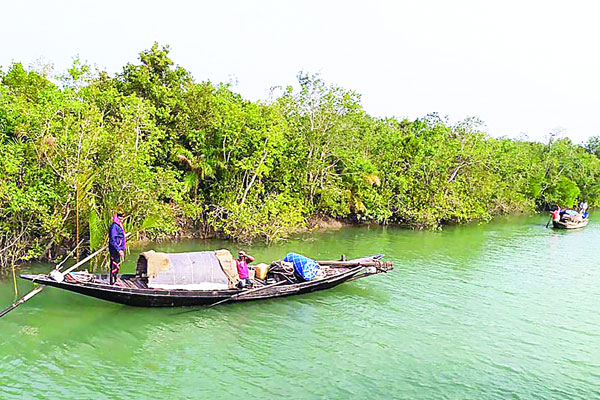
[0,208,556,275]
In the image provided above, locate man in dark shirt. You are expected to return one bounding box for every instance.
[108,213,126,285]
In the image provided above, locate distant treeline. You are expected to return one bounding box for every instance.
[2,43,600,268]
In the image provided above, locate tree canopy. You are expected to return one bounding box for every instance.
[2,44,599,270]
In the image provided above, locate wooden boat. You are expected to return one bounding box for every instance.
[552,218,589,229]
[551,208,589,230]
[20,252,393,307]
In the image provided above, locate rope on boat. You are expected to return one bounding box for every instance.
[69,271,96,284]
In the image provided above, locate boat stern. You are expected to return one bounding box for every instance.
[370,260,393,274]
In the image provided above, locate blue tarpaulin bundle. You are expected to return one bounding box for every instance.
[283,252,319,281]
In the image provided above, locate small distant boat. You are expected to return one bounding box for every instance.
[21,251,393,307]
[552,209,589,229]
[552,218,589,229]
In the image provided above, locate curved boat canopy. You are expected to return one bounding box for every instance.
[138,250,236,290]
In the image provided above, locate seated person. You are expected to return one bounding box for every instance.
[561,209,580,222]
[236,251,255,289]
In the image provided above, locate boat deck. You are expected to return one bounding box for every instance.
[64,263,363,290]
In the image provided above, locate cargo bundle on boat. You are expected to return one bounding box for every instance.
[20,250,393,307]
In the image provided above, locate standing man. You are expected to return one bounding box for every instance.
[551,205,561,222]
[108,213,126,285]
[582,201,589,219]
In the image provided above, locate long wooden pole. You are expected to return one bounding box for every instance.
[0,232,129,319]
[62,231,130,276]
[56,239,84,271]
[0,251,101,320]
[316,260,380,267]
[208,280,286,308]
[0,286,45,318]
[76,182,80,262]
[61,244,108,275]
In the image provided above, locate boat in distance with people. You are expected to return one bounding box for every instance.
[21,250,393,307]
[551,208,589,230]
[552,218,589,229]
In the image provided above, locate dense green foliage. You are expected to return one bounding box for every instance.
[2,44,600,268]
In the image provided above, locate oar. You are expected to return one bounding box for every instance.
[51,244,109,281]
[208,280,286,308]
[55,239,84,271]
[0,240,84,319]
[0,233,129,319]
[0,249,91,320]
[546,217,552,228]
[0,285,45,318]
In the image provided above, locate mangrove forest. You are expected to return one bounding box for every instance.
[2,43,600,270]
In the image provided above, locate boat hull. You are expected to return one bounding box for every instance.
[552,219,589,229]
[20,266,385,307]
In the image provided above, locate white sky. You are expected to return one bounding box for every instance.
[1,0,599,143]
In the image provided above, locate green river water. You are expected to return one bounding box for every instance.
[1,214,599,399]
